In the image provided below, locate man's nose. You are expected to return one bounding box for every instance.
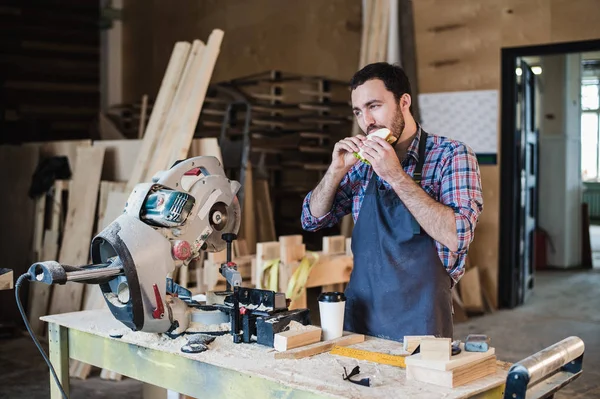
[362,111,375,126]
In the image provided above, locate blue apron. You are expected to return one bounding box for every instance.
[344,131,453,341]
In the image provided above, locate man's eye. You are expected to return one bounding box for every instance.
[370,104,379,109]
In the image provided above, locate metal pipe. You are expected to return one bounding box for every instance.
[508,336,585,385]
[65,266,124,282]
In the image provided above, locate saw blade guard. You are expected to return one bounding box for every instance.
[154,156,242,253]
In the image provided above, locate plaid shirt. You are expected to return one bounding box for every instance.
[301,127,483,284]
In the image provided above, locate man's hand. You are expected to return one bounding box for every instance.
[360,136,404,182]
[332,135,367,172]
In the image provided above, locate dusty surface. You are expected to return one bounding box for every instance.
[2,270,599,398]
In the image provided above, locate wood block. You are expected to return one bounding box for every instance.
[274,323,322,352]
[274,332,365,360]
[406,354,497,388]
[403,335,435,354]
[346,238,352,256]
[405,344,495,371]
[322,235,345,255]
[0,270,13,291]
[420,337,451,361]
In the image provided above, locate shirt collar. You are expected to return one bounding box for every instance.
[404,124,422,163]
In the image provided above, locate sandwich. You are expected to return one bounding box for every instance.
[353,128,397,165]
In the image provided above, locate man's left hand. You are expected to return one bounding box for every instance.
[361,136,405,182]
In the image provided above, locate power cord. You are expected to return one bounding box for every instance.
[15,273,69,399]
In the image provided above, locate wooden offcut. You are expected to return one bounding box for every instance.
[420,338,452,361]
[273,323,322,352]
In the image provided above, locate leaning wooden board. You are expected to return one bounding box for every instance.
[48,147,105,315]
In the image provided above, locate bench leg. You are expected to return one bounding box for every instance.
[48,322,70,399]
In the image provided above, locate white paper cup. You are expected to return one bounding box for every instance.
[318,292,346,341]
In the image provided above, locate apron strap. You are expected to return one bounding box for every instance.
[412,130,428,185]
[411,130,428,235]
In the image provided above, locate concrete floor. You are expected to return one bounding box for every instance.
[1,270,598,399]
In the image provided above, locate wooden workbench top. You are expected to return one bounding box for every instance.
[41,309,508,398]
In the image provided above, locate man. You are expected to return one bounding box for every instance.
[300,62,483,341]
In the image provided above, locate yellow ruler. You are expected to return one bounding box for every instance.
[330,345,407,368]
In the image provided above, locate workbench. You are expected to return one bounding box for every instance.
[41,309,510,399]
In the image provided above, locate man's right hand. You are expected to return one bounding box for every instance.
[332,135,367,172]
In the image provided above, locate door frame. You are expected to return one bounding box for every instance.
[499,38,600,309]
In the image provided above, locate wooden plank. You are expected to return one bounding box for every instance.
[127,41,191,189]
[146,39,204,178]
[274,332,365,360]
[49,146,104,315]
[0,270,13,290]
[273,324,322,352]
[168,30,224,165]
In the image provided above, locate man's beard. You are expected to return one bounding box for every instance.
[390,106,405,141]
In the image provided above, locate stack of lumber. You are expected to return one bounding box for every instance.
[452,256,497,323]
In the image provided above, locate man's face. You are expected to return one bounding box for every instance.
[351,79,405,139]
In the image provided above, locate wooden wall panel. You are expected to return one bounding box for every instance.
[550,0,600,43]
[414,0,502,93]
[121,0,361,103]
[414,0,600,306]
[501,0,552,47]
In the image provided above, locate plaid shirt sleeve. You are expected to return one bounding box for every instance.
[439,142,483,282]
[301,168,359,231]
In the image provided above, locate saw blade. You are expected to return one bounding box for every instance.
[204,196,241,252]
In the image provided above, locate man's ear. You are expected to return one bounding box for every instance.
[400,93,412,112]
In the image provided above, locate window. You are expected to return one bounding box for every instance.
[581,79,600,181]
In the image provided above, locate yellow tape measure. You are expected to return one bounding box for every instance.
[330,345,407,368]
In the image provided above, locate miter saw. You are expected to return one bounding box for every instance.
[23,156,310,347]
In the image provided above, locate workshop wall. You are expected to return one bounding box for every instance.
[413,0,600,306]
[121,0,362,104]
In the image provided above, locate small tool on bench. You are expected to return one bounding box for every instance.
[465,334,490,352]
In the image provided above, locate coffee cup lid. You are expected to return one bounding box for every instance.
[318,292,346,303]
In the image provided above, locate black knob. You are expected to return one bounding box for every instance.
[221,233,237,243]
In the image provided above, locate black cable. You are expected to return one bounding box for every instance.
[15,273,69,399]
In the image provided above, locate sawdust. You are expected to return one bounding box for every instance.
[186,321,231,333]
[283,320,317,332]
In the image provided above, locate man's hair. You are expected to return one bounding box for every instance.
[350,62,412,109]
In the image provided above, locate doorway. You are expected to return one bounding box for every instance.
[499,39,600,309]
